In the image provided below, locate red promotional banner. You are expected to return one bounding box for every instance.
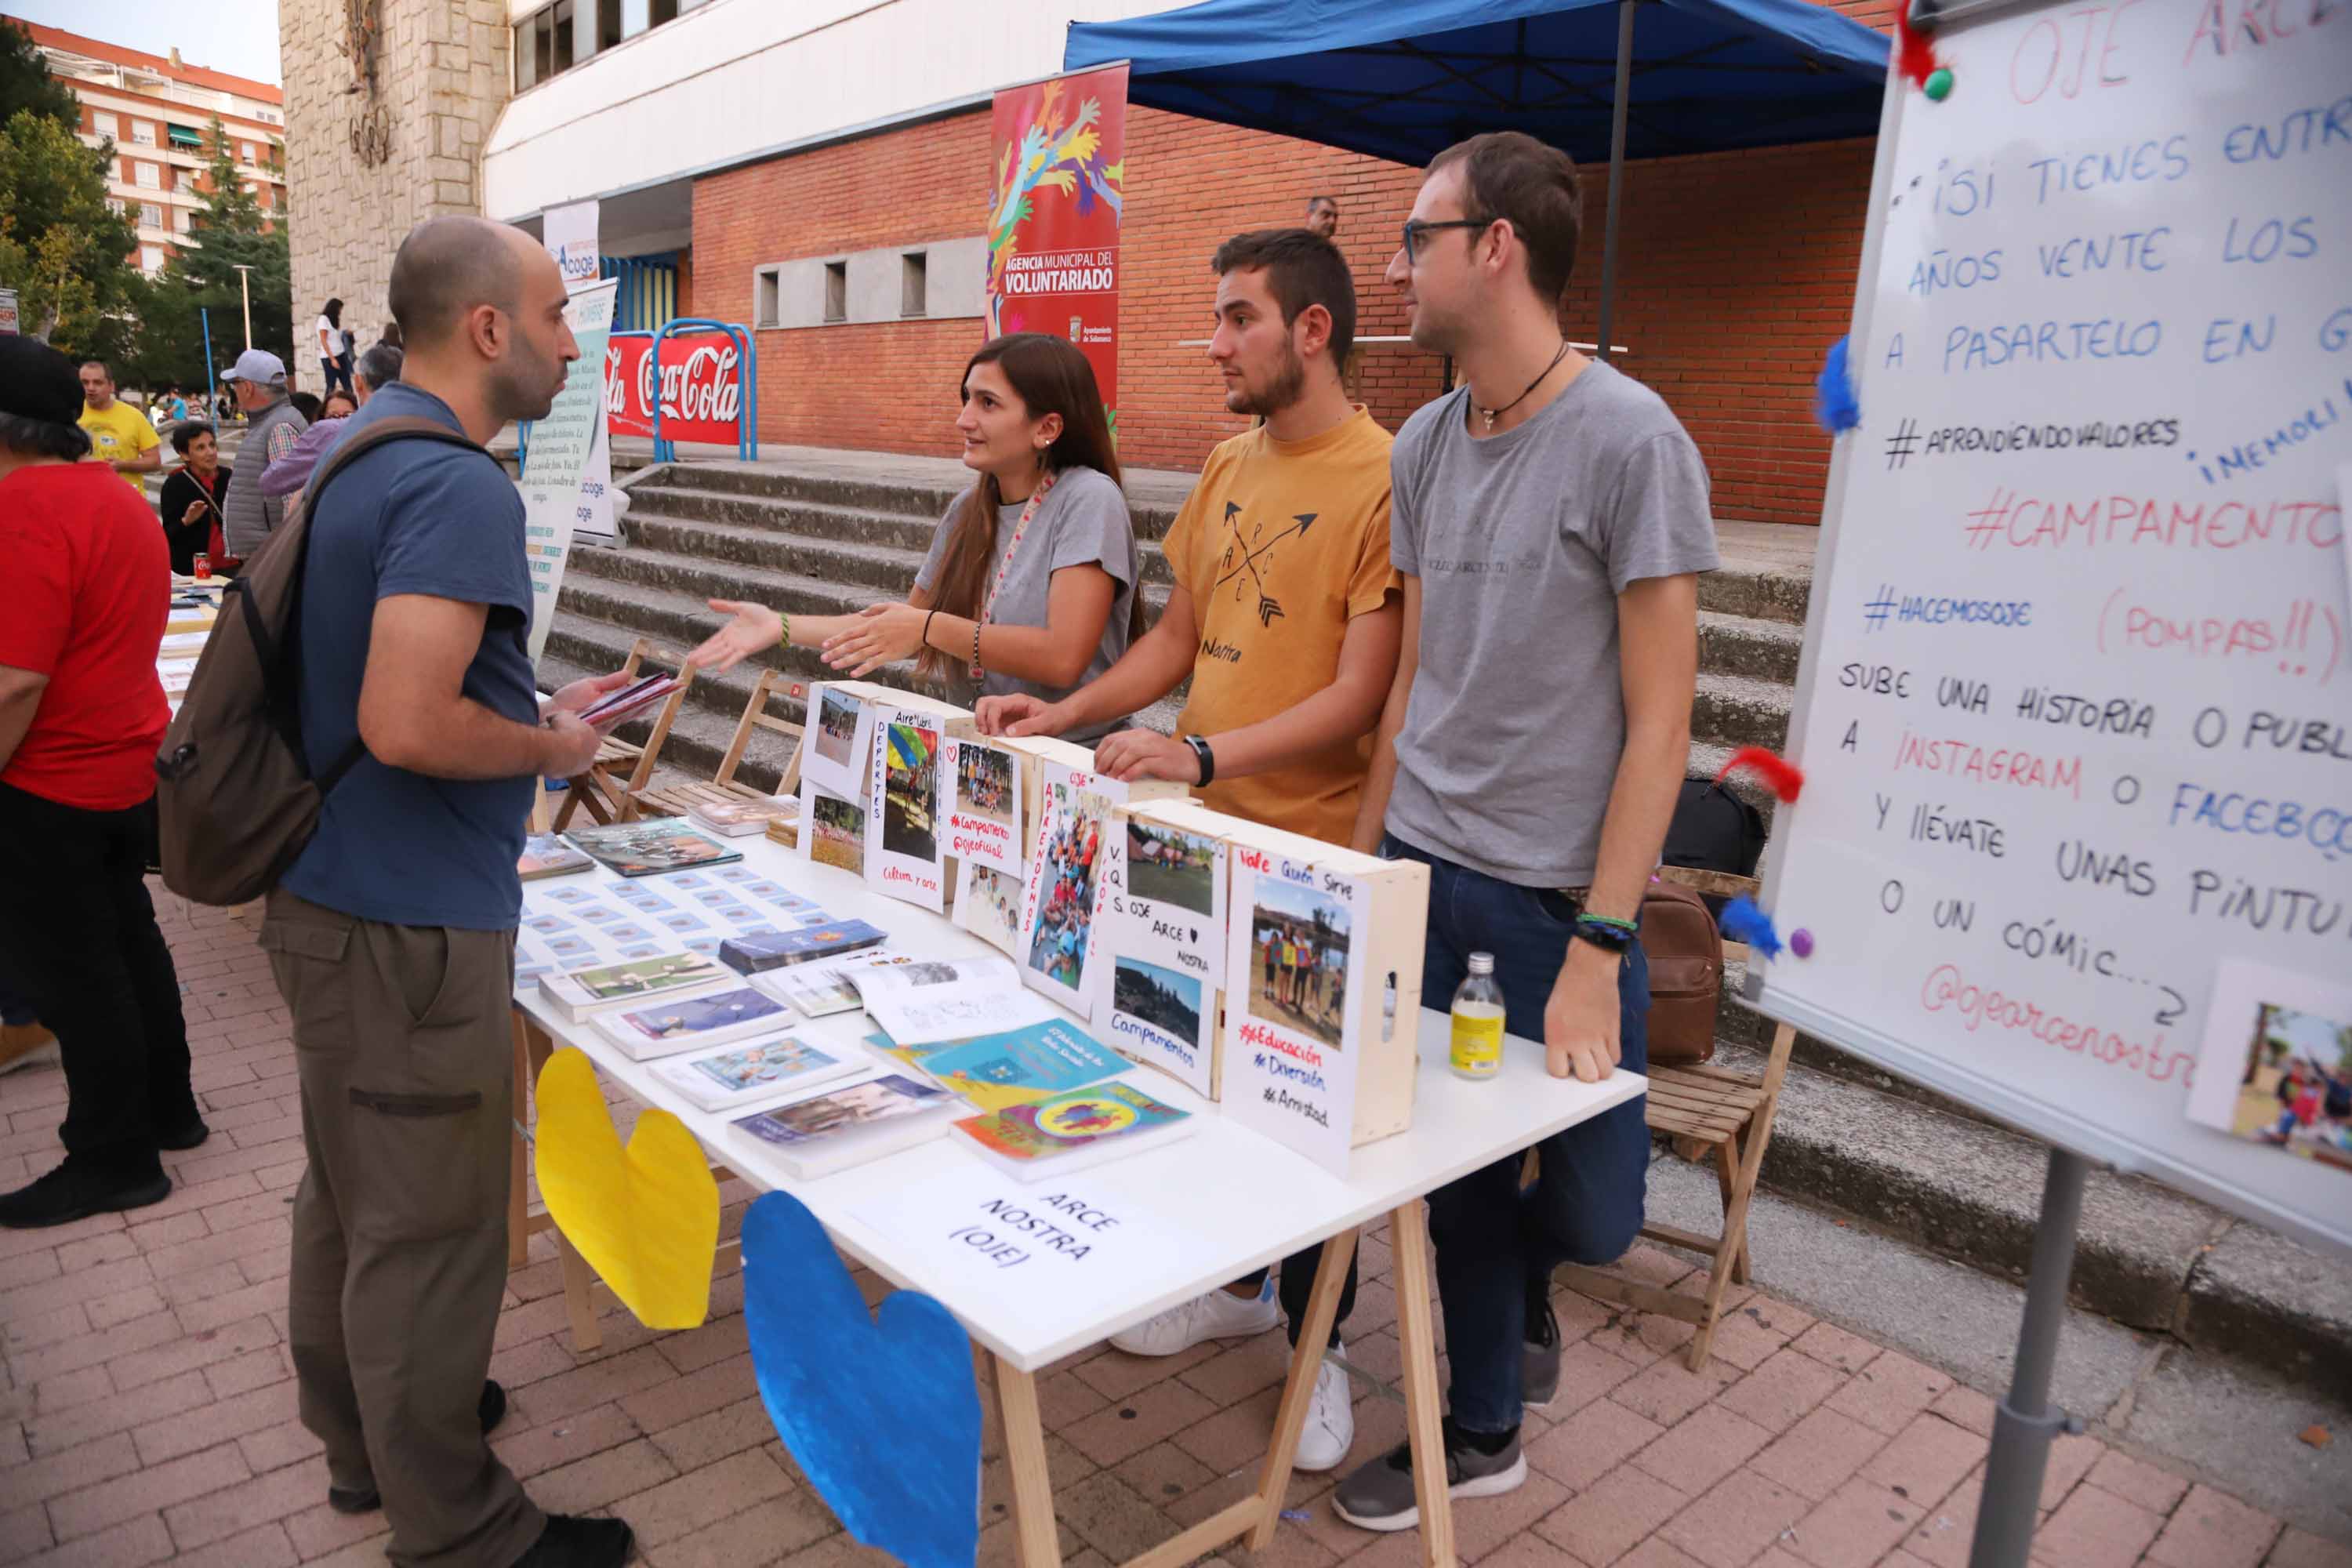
[602,331,744,445]
[985,64,1128,425]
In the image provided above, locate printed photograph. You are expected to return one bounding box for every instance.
[578,951,722,1002]
[955,742,1018,826]
[881,720,941,862]
[960,864,1023,956]
[616,985,785,1042]
[810,790,868,873]
[760,1075,942,1139]
[1025,780,1108,995]
[2227,1002,2352,1178]
[814,688,864,766]
[1126,821,1218,917]
[1246,875,1352,1051]
[1113,955,1203,1043]
[691,1037,833,1093]
[901,961,960,986]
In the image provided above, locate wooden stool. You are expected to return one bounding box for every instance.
[629,666,805,822]
[550,637,695,830]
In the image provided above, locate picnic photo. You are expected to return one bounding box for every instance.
[1112,955,1203,1044]
[1025,779,1106,994]
[880,720,941,861]
[809,790,868,873]
[1125,820,1218,917]
[2228,1001,2352,1178]
[1245,875,1352,1051]
[956,741,1017,826]
[814,688,863,766]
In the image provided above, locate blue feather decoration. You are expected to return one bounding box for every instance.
[1719,895,1784,960]
[1813,336,1860,434]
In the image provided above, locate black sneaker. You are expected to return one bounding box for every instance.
[1523,1292,1563,1410]
[0,1158,170,1229]
[157,1113,212,1152]
[326,1381,513,1514]
[1330,1418,1526,1532]
[512,1515,636,1567]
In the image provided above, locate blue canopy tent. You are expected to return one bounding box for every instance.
[1066,0,1889,357]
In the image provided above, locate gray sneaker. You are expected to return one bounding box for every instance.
[1523,1298,1562,1409]
[1330,1420,1526,1532]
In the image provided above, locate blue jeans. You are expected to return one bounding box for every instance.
[1381,832,1651,1435]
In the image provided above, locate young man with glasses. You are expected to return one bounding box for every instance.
[978,227,1403,1474]
[1334,130,1718,1530]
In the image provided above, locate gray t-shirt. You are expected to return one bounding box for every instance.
[913,464,1139,742]
[1385,361,1719,887]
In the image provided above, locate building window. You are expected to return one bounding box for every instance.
[517,0,688,89]
[134,161,160,189]
[140,202,162,228]
[140,246,164,273]
[533,8,554,81]
[551,1,575,71]
[822,260,847,324]
[130,120,155,145]
[91,110,117,138]
[240,141,254,162]
[755,267,781,330]
[597,0,624,49]
[902,252,927,318]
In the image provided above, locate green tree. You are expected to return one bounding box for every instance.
[0,18,78,129]
[0,107,141,349]
[131,114,293,388]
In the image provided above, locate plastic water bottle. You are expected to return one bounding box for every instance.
[1449,952,1505,1081]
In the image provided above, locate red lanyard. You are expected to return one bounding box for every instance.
[971,469,1056,680]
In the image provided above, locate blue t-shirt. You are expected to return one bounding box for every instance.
[282,383,538,930]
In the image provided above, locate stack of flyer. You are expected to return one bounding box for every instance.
[647,1036,863,1114]
[536,950,726,1022]
[727,1073,960,1177]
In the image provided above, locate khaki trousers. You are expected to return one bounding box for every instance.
[262,891,544,1568]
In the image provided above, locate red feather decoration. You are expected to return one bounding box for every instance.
[1894,8,1941,88]
[1715,746,1806,803]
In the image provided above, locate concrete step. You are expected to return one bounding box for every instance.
[1698,553,1812,626]
[643,459,1187,541]
[1692,669,1795,753]
[1716,1025,2352,1388]
[626,484,1186,590]
[1698,609,1804,685]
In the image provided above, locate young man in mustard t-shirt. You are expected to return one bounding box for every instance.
[977,227,1401,1475]
[78,361,162,495]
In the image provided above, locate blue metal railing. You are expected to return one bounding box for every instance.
[648,318,757,463]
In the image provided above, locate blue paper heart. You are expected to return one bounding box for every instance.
[742,1191,982,1568]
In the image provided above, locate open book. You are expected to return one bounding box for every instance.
[852,956,1057,1047]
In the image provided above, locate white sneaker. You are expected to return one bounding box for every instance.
[1112,1277,1279,1356]
[1294,1348,1356,1473]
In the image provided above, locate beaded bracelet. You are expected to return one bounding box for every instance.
[971,620,983,673]
[1570,913,1638,953]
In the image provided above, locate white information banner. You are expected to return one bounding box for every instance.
[542,198,601,287]
[1755,0,2352,1259]
[521,278,618,665]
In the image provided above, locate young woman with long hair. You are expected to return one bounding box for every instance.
[689,333,1143,740]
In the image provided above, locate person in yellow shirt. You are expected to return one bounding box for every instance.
[77,361,162,495]
[976,225,1401,1475]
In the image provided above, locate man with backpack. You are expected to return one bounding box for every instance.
[0,336,205,1229]
[258,216,636,1568]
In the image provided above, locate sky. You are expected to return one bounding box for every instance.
[4,1,281,86]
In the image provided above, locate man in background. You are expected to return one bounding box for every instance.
[77,359,161,493]
[263,343,406,504]
[1306,194,1341,240]
[219,349,309,561]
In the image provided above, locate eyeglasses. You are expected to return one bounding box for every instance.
[1400,216,1495,264]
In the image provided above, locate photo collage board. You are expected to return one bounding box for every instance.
[778,681,1432,1177]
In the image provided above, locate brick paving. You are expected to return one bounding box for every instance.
[2,891,2346,1568]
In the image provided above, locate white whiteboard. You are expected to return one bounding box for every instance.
[1755,0,2352,1261]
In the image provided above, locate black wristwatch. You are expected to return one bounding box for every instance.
[1182,733,1217,786]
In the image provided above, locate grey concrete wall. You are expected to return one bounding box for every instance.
[757,235,987,330]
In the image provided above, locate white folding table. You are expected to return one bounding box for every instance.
[508,842,1643,1568]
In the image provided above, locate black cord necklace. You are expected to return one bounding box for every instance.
[1473,338,1571,434]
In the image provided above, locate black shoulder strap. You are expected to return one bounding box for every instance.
[292,416,499,793]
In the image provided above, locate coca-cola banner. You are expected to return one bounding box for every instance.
[603,331,743,445]
[985,65,1127,422]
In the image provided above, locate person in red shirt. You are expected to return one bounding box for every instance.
[0,336,206,1229]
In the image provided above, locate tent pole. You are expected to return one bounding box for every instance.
[1595,0,1636,361]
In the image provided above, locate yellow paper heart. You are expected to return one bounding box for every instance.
[534,1047,721,1330]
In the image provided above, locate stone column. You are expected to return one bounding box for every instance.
[279,0,513,367]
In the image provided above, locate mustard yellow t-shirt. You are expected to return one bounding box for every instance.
[78,401,160,493]
[1162,407,1400,846]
